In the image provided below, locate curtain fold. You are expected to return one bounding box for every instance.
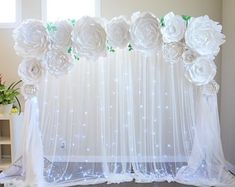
[0,97,45,186]
[23,97,44,186]
[176,94,235,186]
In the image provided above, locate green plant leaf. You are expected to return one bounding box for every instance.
[0,80,21,113]
[15,96,21,115]
[7,81,16,90]
[8,80,22,90]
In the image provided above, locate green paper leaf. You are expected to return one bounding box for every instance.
[128,44,133,51]
[67,47,72,54]
[182,15,192,26]
[74,54,80,61]
[107,44,116,53]
[68,19,76,27]
[182,15,191,21]
[160,16,165,27]
[110,46,115,53]
[46,22,57,32]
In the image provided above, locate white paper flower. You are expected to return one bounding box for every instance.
[182,49,199,65]
[21,84,39,99]
[106,16,130,48]
[201,80,219,95]
[44,50,74,76]
[162,42,184,64]
[185,56,216,86]
[130,12,162,53]
[161,12,186,43]
[72,16,106,60]
[49,20,73,51]
[185,15,225,56]
[13,20,49,59]
[18,58,44,83]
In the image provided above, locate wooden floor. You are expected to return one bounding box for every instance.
[0,182,194,187]
[79,182,194,187]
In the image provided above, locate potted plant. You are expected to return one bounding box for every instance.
[0,74,22,115]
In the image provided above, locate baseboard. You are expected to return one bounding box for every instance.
[226,161,235,175]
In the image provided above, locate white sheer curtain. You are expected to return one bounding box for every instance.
[1,49,235,187]
[33,50,235,186]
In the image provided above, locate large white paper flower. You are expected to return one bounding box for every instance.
[162,42,184,64]
[201,80,219,95]
[49,20,73,51]
[185,56,216,86]
[44,50,74,76]
[130,12,162,53]
[21,84,39,99]
[18,58,44,83]
[13,20,49,59]
[182,49,199,65]
[161,12,186,43]
[185,15,225,56]
[72,16,106,60]
[106,16,130,48]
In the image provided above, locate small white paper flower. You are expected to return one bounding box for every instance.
[201,80,219,95]
[162,42,184,64]
[130,12,162,53]
[161,12,186,43]
[185,56,216,86]
[185,15,225,56]
[106,16,130,48]
[44,50,74,76]
[182,49,199,65]
[18,58,44,83]
[49,20,73,51]
[21,84,39,99]
[72,16,106,60]
[13,19,49,59]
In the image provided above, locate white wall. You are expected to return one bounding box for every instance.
[221,0,235,166]
[0,0,41,84]
[101,0,221,19]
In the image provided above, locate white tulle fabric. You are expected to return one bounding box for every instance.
[2,49,234,187]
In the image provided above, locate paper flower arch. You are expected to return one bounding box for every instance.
[13,12,225,98]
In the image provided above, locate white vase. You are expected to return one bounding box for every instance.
[0,104,13,115]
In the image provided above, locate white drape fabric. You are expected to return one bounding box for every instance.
[1,49,235,187]
[0,98,44,186]
[23,98,44,186]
